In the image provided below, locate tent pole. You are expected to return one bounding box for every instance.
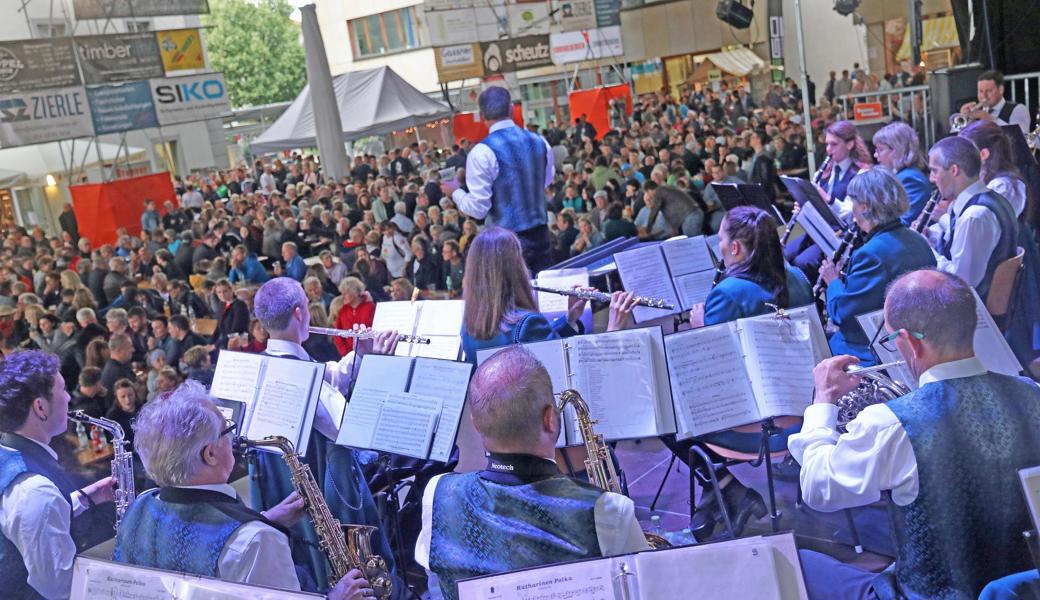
[793,0,817,174]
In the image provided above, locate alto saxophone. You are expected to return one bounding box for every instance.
[68,410,136,528]
[556,390,670,549]
[235,436,392,598]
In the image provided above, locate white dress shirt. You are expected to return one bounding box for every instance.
[789,356,988,512]
[168,483,301,591]
[988,175,1026,218]
[827,158,856,221]
[0,437,89,600]
[452,120,556,221]
[934,180,1002,288]
[989,99,1032,135]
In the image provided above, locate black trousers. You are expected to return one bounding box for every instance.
[516,224,553,276]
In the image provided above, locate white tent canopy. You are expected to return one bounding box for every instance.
[251,66,452,154]
[705,47,767,77]
[0,140,146,187]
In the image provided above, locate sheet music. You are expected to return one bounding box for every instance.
[410,358,473,462]
[416,299,465,337]
[370,392,441,458]
[716,533,809,600]
[740,315,816,419]
[632,542,781,600]
[661,236,713,275]
[673,269,716,309]
[1020,465,1040,532]
[796,202,841,256]
[455,554,619,600]
[336,387,388,449]
[210,351,264,404]
[970,288,1023,376]
[413,334,462,360]
[570,330,662,441]
[665,324,759,438]
[353,355,411,393]
[245,359,320,452]
[855,310,917,389]
[535,268,590,313]
[372,301,421,356]
[615,244,681,322]
[319,384,347,432]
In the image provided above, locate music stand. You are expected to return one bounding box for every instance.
[780,175,845,256]
[711,182,773,212]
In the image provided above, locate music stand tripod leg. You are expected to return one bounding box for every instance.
[649,454,677,512]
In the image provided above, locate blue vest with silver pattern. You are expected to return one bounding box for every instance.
[481,125,547,233]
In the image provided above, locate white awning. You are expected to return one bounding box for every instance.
[705,47,767,77]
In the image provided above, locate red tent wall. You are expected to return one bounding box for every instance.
[452,103,524,144]
[567,84,632,140]
[69,172,176,246]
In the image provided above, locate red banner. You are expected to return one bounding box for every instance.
[567,84,632,140]
[452,103,524,144]
[70,172,176,245]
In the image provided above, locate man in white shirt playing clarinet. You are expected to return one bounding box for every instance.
[791,269,1040,600]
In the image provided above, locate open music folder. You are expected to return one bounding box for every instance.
[336,354,473,462]
[664,305,830,439]
[712,181,774,212]
[455,531,808,600]
[371,299,464,360]
[856,288,1022,390]
[209,350,324,454]
[615,235,719,323]
[780,175,844,256]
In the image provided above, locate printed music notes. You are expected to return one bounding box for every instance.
[615,236,719,323]
[372,299,464,360]
[209,351,263,404]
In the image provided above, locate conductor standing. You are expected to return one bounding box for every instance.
[451,87,555,274]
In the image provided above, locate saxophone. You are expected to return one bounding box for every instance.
[68,411,136,528]
[235,436,392,598]
[835,370,911,433]
[555,390,670,549]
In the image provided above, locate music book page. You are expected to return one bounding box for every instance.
[370,392,441,458]
[666,324,758,438]
[673,269,717,309]
[615,244,681,322]
[353,355,412,393]
[416,299,465,337]
[970,288,1023,376]
[413,334,462,360]
[211,351,264,404]
[711,533,809,600]
[244,358,322,454]
[856,310,917,389]
[336,387,388,449]
[410,358,474,462]
[796,202,841,256]
[372,301,421,357]
[740,315,816,419]
[455,555,620,600]
[1019,465,1040,532]
[535,268,590,313]
[661,235,714,276]
[632,541,781,600]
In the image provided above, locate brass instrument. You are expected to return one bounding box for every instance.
[235,436,392,598]
[1027,120,1040,152]
[781,156,831,245]
[68,410,136,528]
[555,390,670,549]
[308,326,431,345]
[911,190,941,234]
[835,362,911,433]
[532,285,675,310]
[950,101,985,133]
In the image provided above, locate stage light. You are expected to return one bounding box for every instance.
[716,0,753,29]
[46,174,56,186]
[834,0,861,17]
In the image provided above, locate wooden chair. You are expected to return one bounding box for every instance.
[192,318,218,337]
[985,246,1026,332]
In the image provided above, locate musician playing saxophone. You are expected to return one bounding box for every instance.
[113,381,374,600]
[416,347,648,600]
[0,350,116,600]
[818,169,935,366]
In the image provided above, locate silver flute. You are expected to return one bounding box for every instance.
[532,285,675,310]
[308,326,432,345]
[68,410,136,528]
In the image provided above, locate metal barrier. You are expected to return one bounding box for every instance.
[838,85,934,146]
[1005,72,1040,117]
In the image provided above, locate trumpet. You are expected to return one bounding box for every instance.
[308,326,431,345]
[532,285,675,310]
[781,156,831,246]
[911,190,941,234]
[950,101,986,133]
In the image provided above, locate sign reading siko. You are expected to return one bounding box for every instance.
[149,72,229,126]
[0,86,94,147]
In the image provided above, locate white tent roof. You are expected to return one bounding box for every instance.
[251,66,452,154]
[0,140,145,186]
[705,47,767,77]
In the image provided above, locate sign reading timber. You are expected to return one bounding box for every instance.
[74,33,165,85]
[479,35,552,75]
[150,72,230,126]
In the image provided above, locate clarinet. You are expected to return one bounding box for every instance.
[781,156,832,246]
[911,190,941,234]
[68,410,136,528]
[814,222,862,302]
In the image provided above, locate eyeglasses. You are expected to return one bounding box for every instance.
[219,418,237,438]
[878,328,925,352]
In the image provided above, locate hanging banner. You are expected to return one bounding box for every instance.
[479,35,552,75]
[74,33,164,85]
[507,3,550,36]
[560,0,597,32]
[594,0,622,27]
[0,86,94,147]
[73,0,209,20]
[150,72,229,126]
[0,39,80,94]
[435,44,485,83]
[549,26,624,65]
[156,28,206,73]
[87,81,159,134]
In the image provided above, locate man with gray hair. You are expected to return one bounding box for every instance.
[792,270,1040,600]
[817,169,936,364]
[449,86,556,274]
[416,347,648,599]
[926,135,1017,297]
[114,381,373,599]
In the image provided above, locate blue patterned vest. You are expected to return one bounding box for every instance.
[430,471,604,600]
[0,433,81,600]
[481,125,548,233]
[873,373,1040,600]
[114,487,288,578]
[939,191,1018,298]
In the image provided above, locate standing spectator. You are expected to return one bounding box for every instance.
[407,236,443,292]
[101,334,137,409]
[102,258,130,307]
[140,199,161,232]
[180,184,203,213]
[59,203,79,241]
[441,240,465,296]
[380,222,412,278]
[332,276,374,356]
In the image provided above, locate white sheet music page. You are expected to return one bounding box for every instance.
[673,269,716,310]
[796,202,841,256]
[372,301,421,357]
[410,358,474,462]
[569,329,662,441]
[416,299,465,336]
[632,541,781,600]
[413,334,462,360]
[661,235,713,275]
[856,310,917,390]
[740,314,816,419]
[336,387,388,449]
[455,555,619,600]
[353,354,412,394]
[614,244,680,322]
[535,268,590,313]
[370,392,441,459]
[244,359,322,454]
[211,351,264,405]
[970,288,1023,376]
[665,324,758,438]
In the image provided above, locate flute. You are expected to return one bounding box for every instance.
[781,156,831,246]
[307,326,431,345]
[532,285,675,310]
[846,360,906,375]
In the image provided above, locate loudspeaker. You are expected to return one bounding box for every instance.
[716,0,754,29]
[929,62,984,138]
